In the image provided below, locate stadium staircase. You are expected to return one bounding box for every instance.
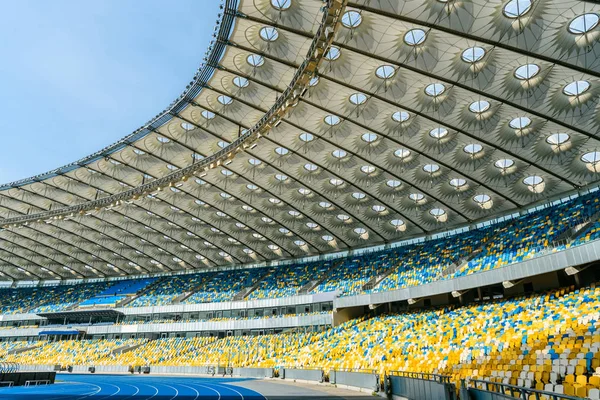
[552,210,600,245]
[115,277,168,308]
[7,344,41,355]
[170,273,218,305]
[233,269,274,301]
[110,341,147,356]
[298,260,344,295]
[362,263,400,292]
[441,219,519,277]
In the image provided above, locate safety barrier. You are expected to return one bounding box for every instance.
[234,367,274,378]
[462,379,582,400]
[0,362,19,373]
[0,371,56,386]
[24,379,50,387]
[330,369,379,392]
[280,367,324,383]
[386,371,457,400]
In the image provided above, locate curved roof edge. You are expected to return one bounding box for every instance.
[0,0,238,191]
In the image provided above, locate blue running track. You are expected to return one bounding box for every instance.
[0,374,267,399]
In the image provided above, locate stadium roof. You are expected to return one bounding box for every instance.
[0,0,599,280]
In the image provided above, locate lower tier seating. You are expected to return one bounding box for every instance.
[4,282,599,397]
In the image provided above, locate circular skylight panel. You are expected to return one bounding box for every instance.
[330,178,344,186]
[523,175,544,193]
[361,133,378,143]
[464,143,483,154]
[275,173,288,181]
[221,169,233,177]
[309,76,320,87]
[332,149,347,159]
[268,244,279,251]
[514,64,540,80]
[262,217,273,223]
[248,158,262,166]
[324,115,341,126]
[354,227,367,235]
[449,178,466,188]
[304,163,318,172]
[242,205,253,212]
[429,208,446,219]
[288,210,301,217]
[563,80,590,97]
[275,147,289,156]
[306,222,319,229]
[247,184,258,191]
[390,219,405,228]
[425,83,446,97]
[429,127,448,139]
[349,92,368,105]
[157,136,170,144]
[252,233,264,239]
[299,132,314,142]
[217,95,233,105]
[337,214,350,221]
[243,248,254,255]
[322,235,334,242]
[324,46,341,61]
[546,133,570,145]
[582,152,600,172]
[216,211,227,218]
[461,46,485,63]
[495,159,515,171]
[341,10,362,28]
[423,164,440,173]
[218,141,229,148]
[386,179,402,188]
[247,54,265,67]
[568,14,599,34]
[372,205,386,213]
[271,0,291,10]
[409,193,425,202]
[195,199,205,206]
[473,194,493,209]
[375,65,396,79]
[269,198,281,204]
[352,192,366,200]
[392,110,410,122]
[361,165,376,174]
[404,28,427,45]
[220,192,232,199]
[319,201,332,208]
[133,148,145,155]
[503,0,532,18]
[469,100,490,113]
[279,228,290,234]
[233,76,249,88]
[294,240,306,247]
[298,188,312,196]
[259,26,279,42]
[394,148,411,159]
[201,110,215,119]
[181,122,194,131]
[509,116,531,129]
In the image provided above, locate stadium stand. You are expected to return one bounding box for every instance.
[127,273,214,307]
[183,267,269,304]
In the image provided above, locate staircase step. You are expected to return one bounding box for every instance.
[233,269,274,301]
[298,260,344,295]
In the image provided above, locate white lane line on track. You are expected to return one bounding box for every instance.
[181,382,221,400]
[140,383,160,400]
[120,383,140,399]
[178,384,200,400]
[164,384,179,400]
[95,383,121,400]
[205,382,258,400]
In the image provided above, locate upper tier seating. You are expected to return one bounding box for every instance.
[127,273,214,307]
[183,267,270,304]
[247,260,333,300]
[1,191,600,313]
[79,278,156,307]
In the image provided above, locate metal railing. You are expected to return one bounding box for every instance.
[389,370,453,384]
[465,379,582,400]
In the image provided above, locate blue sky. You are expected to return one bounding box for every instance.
[0,0,221,184]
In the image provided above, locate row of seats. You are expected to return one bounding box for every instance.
[1,192,600,312]
[3,338,145,366]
